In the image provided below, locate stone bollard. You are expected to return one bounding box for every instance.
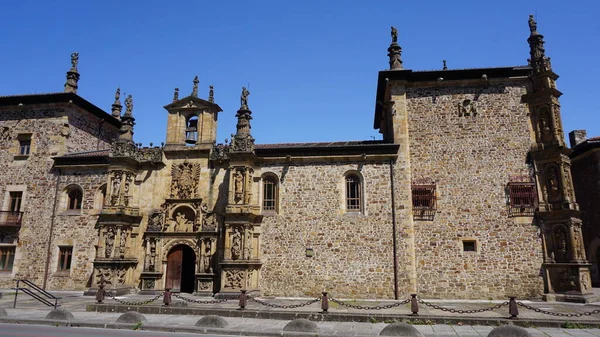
[380,322,423,336]
[0,307,7,317]
[410,294,419,316]
[238,289,247,310]
[96,284,105,304]
[508,296,519,319]
[195,315,228,328]
[321,292,329,313]
[283,319,319,334]
[45,308,74,321]
[116,311,147,324]
[163,288,171,306]
[488,325,531,337]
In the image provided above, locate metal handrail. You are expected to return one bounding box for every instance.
[12,279,61,308]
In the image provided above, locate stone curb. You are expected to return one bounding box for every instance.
[86,304,600,328]
[0,317,371,337]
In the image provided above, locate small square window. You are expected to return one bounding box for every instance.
[462,240,477,252]
[58,247,72,271]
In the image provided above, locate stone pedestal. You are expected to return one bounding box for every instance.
[140,271,163,294]
[194,273,215,295]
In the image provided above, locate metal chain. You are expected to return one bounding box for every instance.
[417,299,508,314]
[330,298,411,310]
[105,291,163,306]
[247,295,322,309]
[172,293,229,304]
[517,301,600,317]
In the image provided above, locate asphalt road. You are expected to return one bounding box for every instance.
[0,323,239,337]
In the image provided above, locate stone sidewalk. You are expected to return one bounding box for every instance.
[3,290,600,336]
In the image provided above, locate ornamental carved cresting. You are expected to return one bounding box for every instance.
[171,162,201,199]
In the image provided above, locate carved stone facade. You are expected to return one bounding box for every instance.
[0,18,594,302]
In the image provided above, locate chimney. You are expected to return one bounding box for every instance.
[569,130,587,148]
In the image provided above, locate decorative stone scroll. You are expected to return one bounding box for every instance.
[200,203,219,231]
[171,162,201,199]
[223,269,245,289]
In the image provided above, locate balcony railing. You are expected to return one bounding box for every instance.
[0,211,23,227]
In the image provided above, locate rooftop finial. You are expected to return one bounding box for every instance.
[208,85,214,103]
[443,60,447,70]
[64,52,80,93]
[124,95,133,117]
[391,26,398,43]
[240,86,250,110]
[527,14,551,74]
[173,88,179,102]
[387,27,403,70]
[528,14,537,34]
[111,88,122,119]
[70,52,79,71]
[192,76,199,97]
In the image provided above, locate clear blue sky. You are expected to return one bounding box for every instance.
[1,1,598,146]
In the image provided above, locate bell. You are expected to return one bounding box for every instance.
[185,119,198,144]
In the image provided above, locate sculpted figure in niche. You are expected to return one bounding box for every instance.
[234,170,244,202]
[546,166,562,202]
[105,227,116,258]
[174,212,192,232]
[553,227,568,261]
[203,239,213,273]
[231,228,242,260]
[539,108,553,143]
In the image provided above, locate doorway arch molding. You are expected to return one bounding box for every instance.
[162,239,198,262]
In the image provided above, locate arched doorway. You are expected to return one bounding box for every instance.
[166,244,196,293]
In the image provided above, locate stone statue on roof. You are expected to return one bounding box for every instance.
[192,76,199,97]
[114,88,120,104]
[240,86,250,109]
[528,15,537,33]
[125,95,133,115]
[71,52,79,70]
[391,26,398,43]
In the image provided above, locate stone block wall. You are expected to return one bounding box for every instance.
[405,80,545,299]
[259,161,412,299]
[0,104,115,289]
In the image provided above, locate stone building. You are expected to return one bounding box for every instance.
[0,17,593,301]
[569,130,600,287]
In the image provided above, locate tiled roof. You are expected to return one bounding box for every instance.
[0,92,63,98]
[587,136,600,142]
[60,149,110,158]
[255,140,388,149]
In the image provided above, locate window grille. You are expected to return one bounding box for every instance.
[58,247,72,271]
[263,177,277,212]
[345,175,362,212]
[0,246,15,271]
[412,181,436,221]
[9,192,22,212]
[507,180,537,217]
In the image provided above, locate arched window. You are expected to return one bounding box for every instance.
[67,188,83,210]
[262,175,278,213]
[345,174,362,212]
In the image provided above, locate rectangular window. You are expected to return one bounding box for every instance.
[462,240,477,252]
[58,247,72,271]
[9,192,22,212]
[0,246,15,271]
[263,179,277,211]
[19,140,31,155]
[507,182,537,217]
[345,175,362,212]
[412,182,436,221]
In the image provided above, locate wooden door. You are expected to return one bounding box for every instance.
[166,246,183,291]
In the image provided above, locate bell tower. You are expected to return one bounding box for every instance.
[163,76,222,146]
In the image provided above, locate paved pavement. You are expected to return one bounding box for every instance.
[2,289,600,336]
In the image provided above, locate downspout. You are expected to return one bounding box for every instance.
[43,168,61,290]
[389,159,399,300]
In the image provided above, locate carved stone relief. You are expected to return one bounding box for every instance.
[538,106,553,143]
[110,172,122,206]
[581,270,591,292]
[230,227,242,260]
[96,268,112,286]
[233,168,245,203]
[244,226,254,260]
[224,269,245,289]
[147,212,163,232]
[200,203,219,231]
[197,281,212,291]
[201,238,214,273]
[171,162,201,199]
[458,99,477,117]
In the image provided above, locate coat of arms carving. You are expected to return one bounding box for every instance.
[171,162,200,199]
